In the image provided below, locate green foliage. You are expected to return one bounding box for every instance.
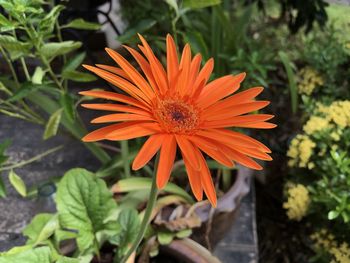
[43,109,62,140]
[56,168,119,254]
[8,170,27,197]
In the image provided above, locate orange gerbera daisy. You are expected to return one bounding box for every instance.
[80,34,275,207]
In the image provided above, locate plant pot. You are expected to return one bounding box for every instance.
[192,166,252,249]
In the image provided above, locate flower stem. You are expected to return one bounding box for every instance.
[121,140,131,178]
[120,154,160,263]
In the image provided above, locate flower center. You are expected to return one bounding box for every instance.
[155,99,199,133]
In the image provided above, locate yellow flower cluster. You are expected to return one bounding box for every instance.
[287,135,316,168]
[303,116,330,135]
[283,183,310,221]
[317,101,350,128]
[311,230,350,263]
[298,67,324,95]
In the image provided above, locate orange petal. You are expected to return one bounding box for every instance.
[202,114,275,128]
[204,101,270,120]
[104,48,155,100]
[123,45,159,94]
[175,135,201,171]
[183,156,203,201]
[188,135,233,167]
[91,113,154,123]
[188,54,202,88]
[197,152,217,207]
[105,122,160,140]
[95,64,132,81]
[177,44,191,96]
[81,103,151,116]
[216,129,271,153]
[166,34,179,88]
[132,134,164,170]
[221,146,263,170]
[82,122,132,142]
[235,122,277,129]
[232,145,272,161]
[138,34,169,94]
[156,134,177,189]
[220,87,264,106]
[191,58,214,97]
[197,73,246,108]
[79,90,149,110]
[82,65,151,104]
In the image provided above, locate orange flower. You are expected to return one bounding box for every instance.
[80,34,275,207]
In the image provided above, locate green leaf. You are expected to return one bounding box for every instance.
[43,109,63,140]
[278,51,298,114]
[0,246,52,263]
[0,13,16,32]
[32,67,45,84]
[110,209,140,258]
[157,231,174,245]
[113,177,194,204]
[8,170,26,197]
[0,35,31,59]
[56,168,118,254]
[62,52,86,72]
[165,0,179,16]
[7,83,49,102]
[23,213,58,245]
[0,176,6,198]
[328,210,340,220]
[184,31,209,60]
[0,139,11,166]
[61,19,101,30]
[183,0,221,9]
[60,93,75,122]
[175,229,192,238]
[61,70,97,82]
[56,257,80,263]
[39,5,65,35]
[40,41,82,61]
[117,19,157,43]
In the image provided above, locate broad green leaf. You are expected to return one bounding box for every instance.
[328,210,340,220]
[0,13,16,32]
[0,35,31,59]
[43,109,62,140]
[32,67,45,84]
[279,51,298,114]
[183,0,221,9]
[8,170,26,197]
[157,231,174,245]
[61,19,101,30]
[56,168,118,254]
[0,246,52,263]
[23,213,58,245]
[39,5,65,35]
[0,176,6,198]
[117,19,156,43]
[110,209,140,259]
[7,82,49,102]
[113,177,194,204]
[61,70,97,82]
[40,41,82,61]
[175,229,192,238]
[165,0,179,16]
[54,229,78,244]
[60,93,75,122]
[62,52,86,72]
[56,257,79,263]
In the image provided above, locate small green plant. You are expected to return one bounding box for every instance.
[0,0,110,163]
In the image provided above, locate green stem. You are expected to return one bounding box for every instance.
[20,57,30,81]
[40,55,64,90]
[0,46,20,88]
[0,145,63,171]
[120,154,160,263]
[121,140,131,178]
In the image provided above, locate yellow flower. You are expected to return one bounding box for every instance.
[317,101,350,128]
[287,135,316,168]
[303,116,330,135]
[283,183,310,221]
[297,67,324,95]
